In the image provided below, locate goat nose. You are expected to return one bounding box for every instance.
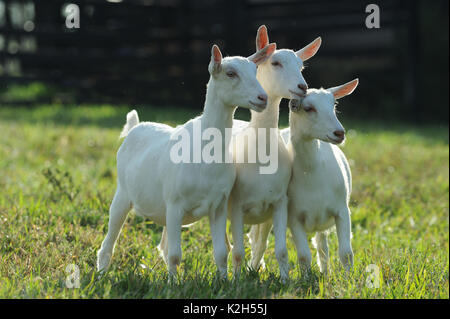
[298,83,308,92]
[258,94,267,102]
[334,130,345,139]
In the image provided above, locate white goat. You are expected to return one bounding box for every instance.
[228,25,322,280]
[252,79,359,274]
[97,43,275,278]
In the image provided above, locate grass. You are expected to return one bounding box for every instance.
[0,104,448,298]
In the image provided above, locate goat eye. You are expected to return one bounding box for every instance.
[303,106,316,113]
[226,71,236,78]
[271,61,282,67]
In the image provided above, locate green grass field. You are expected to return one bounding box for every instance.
[0,104,448,298]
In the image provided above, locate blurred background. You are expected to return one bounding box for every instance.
[0,0,448,123]
[0,1,448,299]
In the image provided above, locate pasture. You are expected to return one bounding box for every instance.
[0,104,448,298]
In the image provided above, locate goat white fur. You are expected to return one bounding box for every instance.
[228,26,322,280]
[254,79,359,273]
[97,44,275,278]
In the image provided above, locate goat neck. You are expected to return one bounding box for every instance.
[249,95,281,129]
[289,114,320,172]
[202,79,236,133]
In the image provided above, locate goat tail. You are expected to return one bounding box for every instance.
[120,109,139,138]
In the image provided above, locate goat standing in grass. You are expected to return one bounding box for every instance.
[264,79,358,274]
[97,44,275,278]
[229,25,322,280]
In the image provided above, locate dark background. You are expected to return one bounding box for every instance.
[0,0,448,123]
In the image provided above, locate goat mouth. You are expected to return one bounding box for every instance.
[249,101,267,111]
[289,90,306,99]
[326,135,344,144]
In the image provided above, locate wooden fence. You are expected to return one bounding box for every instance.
[0,0,437,122]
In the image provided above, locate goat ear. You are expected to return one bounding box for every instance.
[248,42,276,66]
[256,25,269,50]
[209,44,222,74]
[296,37,322,61]
[328,78,359,100]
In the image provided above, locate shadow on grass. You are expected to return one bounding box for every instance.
[90,263,322,298]
[0,104,448,145]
